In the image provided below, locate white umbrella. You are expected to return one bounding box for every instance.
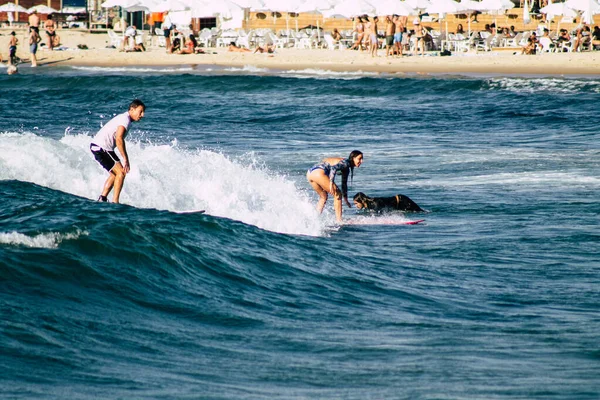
[27,5,58,14]
[375,0,414,16]
[540,1,577,19]
[427,0,466,41]
[566,0,600,24]
[150,0,189,12]
[61,6,87,14]
[295,0,336,41]
[324,0,376,18]
[192,0,242,19]
[233,0,266,8]
[404,0,432,11]
[0,3,28,13]
[523,0,531,24]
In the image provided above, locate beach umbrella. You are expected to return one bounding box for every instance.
[404,0,433,11]
[324,0,376,18]
[294,0,337,42]
[566,0,600,24]
[27,5,58,14]
[540,1,578,19]
[375,0,414,16]
[459,0,485,37]
[540,0,577,33]
[192,0,242,19]
[0,3,28,13]
[61,6,87,13]
[427,0,466,41]
[523,0,531,24]
[150,0,189,12]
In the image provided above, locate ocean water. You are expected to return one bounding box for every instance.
[1,65,599,399]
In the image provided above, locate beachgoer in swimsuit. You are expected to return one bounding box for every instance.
[29,29,41,67]
[229,42,251,52]
[371,16,379,57]
[8,31,18,65]
[45,15,56,51]
[393,15,405,56]
[29,10,40,33]
[306,150,364,222]
[350,17,364,50]
[90,99,145,204]
[385,16,395,57]
[162,11,173,53]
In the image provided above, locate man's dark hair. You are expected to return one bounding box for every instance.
[129,99,145,110]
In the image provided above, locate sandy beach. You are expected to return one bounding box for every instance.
[2,28,600,75]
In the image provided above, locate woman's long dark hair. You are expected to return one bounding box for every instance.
[347,150,363,181]
[189,34,198,47]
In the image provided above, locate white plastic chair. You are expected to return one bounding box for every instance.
[538,36,555,53]
[323,34,342,51]
[107,30,123,48]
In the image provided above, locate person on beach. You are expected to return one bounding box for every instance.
[456,23,464,35]
[8,31,18,65]
[522,32,538,55]
[574,25,591,52]
[122,24,137,51]
[306,150,364,222]
[413,19,426,56]
[350,17,364,50]
[370,16,379,57]
[162,11,173,53]
[332,28,343,44]
[90,99,145,204]
[178,34,204,54]
[254,44,275,54]
[229,42,251,52]
[393,15,405,57]
[45,15,57,51]
[29,28,41,67]
[385,16,395,57]
[28,10,40,33]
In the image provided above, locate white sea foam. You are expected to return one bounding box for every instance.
[219,65,270,74]
[281,68,380,80]
[0,132,326,236]
[0,230,88,249]
[488,77,600,93]
[70,66,194,73]
[425,171,600,188]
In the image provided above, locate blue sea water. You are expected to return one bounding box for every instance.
[1,65,599,399]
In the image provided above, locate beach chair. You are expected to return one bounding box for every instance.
[107,30,123,48]
[154,28,166,47]
[266,32,286,48]
[236,30,254,49]
[538,36,555,53]
[503,32,522,47]
[323,34,342,51]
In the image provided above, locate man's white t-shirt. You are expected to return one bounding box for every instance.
[92,112,131,151]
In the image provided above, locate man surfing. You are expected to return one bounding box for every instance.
[90,99,145,203]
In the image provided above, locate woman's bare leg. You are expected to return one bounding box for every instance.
[307,170,330,214]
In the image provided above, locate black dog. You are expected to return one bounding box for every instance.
[353,192,424,212]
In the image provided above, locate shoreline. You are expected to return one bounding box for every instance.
[40,51,600,76]
[3,30,600,76]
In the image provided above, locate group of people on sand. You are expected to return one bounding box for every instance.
[228,42,275,54]
[349,14,432,57]
[160,11,205,55]
[2,10,59,73]
[93,101,421,222]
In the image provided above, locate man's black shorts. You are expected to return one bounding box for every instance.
[90,143,120,172]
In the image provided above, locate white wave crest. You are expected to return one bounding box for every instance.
[488,77,600,93]
[0,132,325,236]
[0,230,88,249]
[71,66,194,73]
